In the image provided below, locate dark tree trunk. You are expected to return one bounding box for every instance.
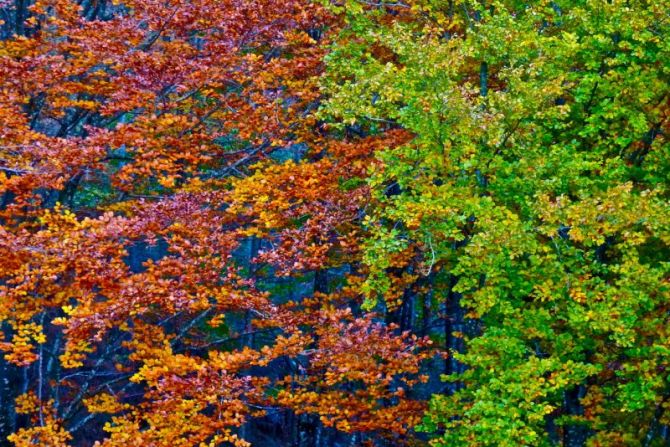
[562,385,589,447]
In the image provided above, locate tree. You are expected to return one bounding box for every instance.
[0,1,432,446]
[321,0,670,445]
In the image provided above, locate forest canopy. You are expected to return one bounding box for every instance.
[0,0,668,446]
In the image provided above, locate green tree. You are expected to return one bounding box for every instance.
[321,0,670,445]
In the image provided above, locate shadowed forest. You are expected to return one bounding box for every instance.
[0,0,669,446]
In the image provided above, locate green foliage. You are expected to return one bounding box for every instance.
[322,0,670,445]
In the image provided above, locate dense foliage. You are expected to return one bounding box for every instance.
[0,0,668,446]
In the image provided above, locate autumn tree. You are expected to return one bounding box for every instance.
[0,1,433,446]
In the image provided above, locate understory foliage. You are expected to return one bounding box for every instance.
[0,0,668,447]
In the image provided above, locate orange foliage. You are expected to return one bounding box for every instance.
[0,0,431,445]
